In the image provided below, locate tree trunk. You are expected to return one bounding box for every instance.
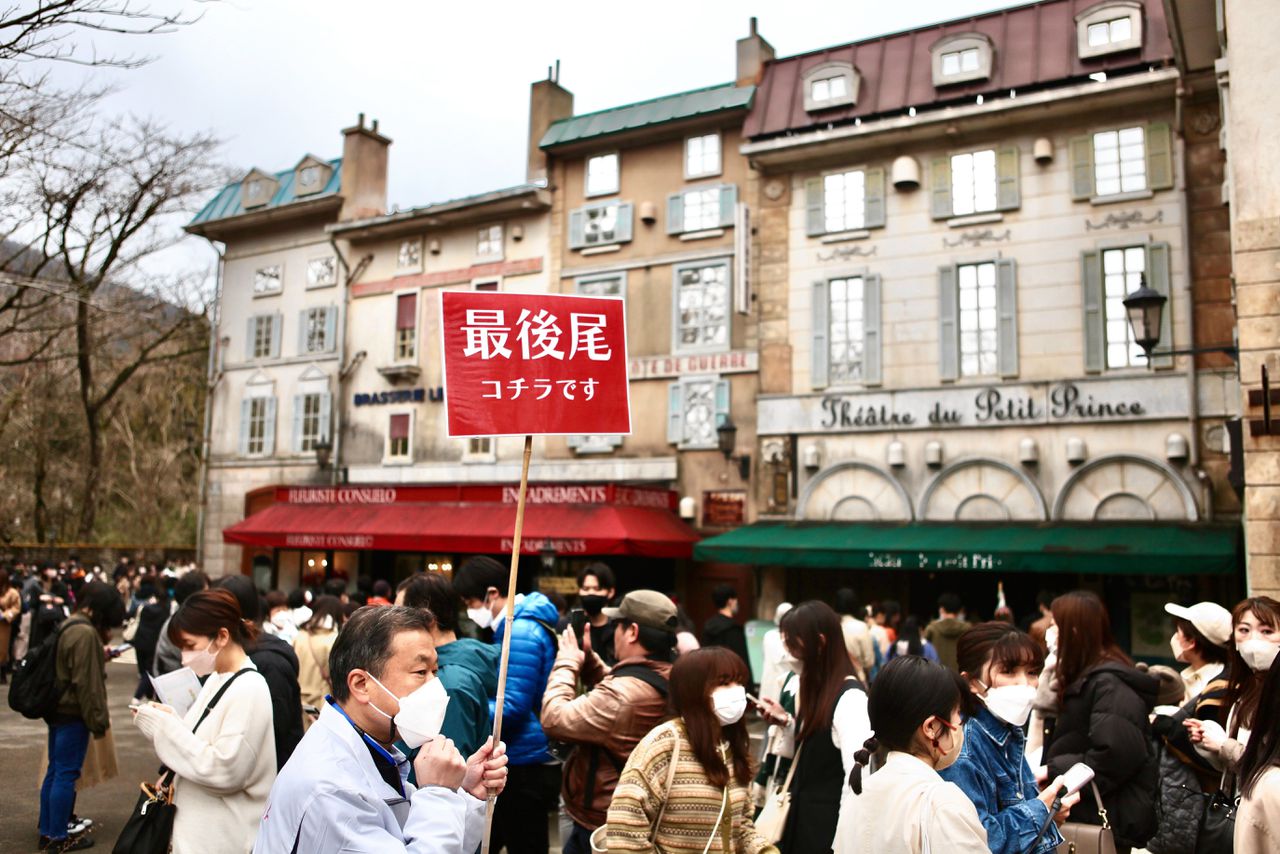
[33,444,47,543]
[74,296,100,540]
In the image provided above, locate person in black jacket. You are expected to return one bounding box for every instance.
[1045,591,1159,853]
[701,582,751,674]
[130,581,171,701]
[215,575,304,769]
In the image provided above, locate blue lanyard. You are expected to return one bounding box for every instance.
[325,695,406,797]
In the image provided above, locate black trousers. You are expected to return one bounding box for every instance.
[490,762,561,854]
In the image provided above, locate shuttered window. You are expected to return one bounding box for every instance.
[666,377,730,449]
[293,392,331,453]
[300,307,337,354]
[247,314,280,360]
[1082,242,1172,372]
[569,202,634,249]
[239,396,276,457]
[939,259,1018,381]
[810,274,883,388]
[1070,123,1173,201]
[806,168,885,236]
[931,148,1019,219]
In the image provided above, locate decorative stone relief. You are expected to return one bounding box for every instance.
[943,228,1011,249]
[1084,210,1163,231]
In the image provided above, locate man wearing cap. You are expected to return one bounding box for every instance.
[541,590,678,854]
[1165,601,1233,706]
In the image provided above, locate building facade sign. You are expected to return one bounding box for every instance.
[353,388,429,406]
[277,483,677,509]
[628,349,758,380]
[759,374,1192,435]
[703,490,746,527]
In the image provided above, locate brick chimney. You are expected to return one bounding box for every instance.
[339,113,391,222]
[527,63,574,184]
[736,17,774,87]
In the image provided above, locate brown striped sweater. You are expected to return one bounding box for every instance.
[607,719,779,854]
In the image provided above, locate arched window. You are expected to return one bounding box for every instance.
[1076,1,1143,59]
[803,61,859,112]
[931,33,993,86]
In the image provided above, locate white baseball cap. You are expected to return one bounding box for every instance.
[1165,601,1233,648]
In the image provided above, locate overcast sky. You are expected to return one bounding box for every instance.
[47,0,1025,265]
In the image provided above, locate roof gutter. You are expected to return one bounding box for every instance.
[184,194,343,240]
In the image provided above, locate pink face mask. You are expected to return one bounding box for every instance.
[182,639,219,677]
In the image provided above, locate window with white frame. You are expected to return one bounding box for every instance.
[1102,246,1147,368]
[685,134,721,178]
[668,377,728,449]
[397,239,421,270]
[931,34,993,86]
[803,62,859,111]
[828,276,865,383]
[575,275,624,298]
[298,393,325,452]
[244,397,270,456]
[302,307,331,353]
[812,75,847,104]
[467,437,493,458]
[1076,3,1143,58]
[674,261,730,352]
[1089,16,1132,48]
[942,48,979,76]
[395,292,417,361]
[681,187,721,232]
[583,203,618,245]
[307,257,336,288]
[950,150,998,216]
[476,224,503,258]
[958,262,999,377]
[824,170,866,233]
[251,315,274,359]
[388,413,411,459]
[254,265,282,295]
[1092,127,1146,196]
[586,153,619,196]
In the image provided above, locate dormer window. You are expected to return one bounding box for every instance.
[803,62,859,112]
[299,166,320,189]
[293,155,331,198]
[1076,1,1143,59]
[931,34,993,86]
[241,169,277,209]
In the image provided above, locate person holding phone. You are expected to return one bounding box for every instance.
[940,622,1074,854]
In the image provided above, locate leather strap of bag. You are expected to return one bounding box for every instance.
[159,668,252,787]
[777,742,803,796]
[653,722,682,832]
[1088,780,1111,830]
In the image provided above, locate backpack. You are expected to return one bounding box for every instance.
[8,621,68,719]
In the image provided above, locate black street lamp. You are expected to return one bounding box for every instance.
[313,439,333,469]
[1122,274,1238,362]
[716,417,751,481]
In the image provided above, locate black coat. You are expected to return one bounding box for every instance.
[1046,660,1159,848]
[701,613,751,673]
[248,633,304,770]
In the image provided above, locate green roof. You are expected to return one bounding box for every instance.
[188,158,342,227]
[540,83,755,149]
[694,522,1240,576]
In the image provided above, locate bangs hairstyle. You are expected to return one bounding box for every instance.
[780,600,857,742]
[669,647,751,787]
[1051,590,1130,704]
[956,622,1044,679]
[1227,596,1280,730]
[168,587,258,647]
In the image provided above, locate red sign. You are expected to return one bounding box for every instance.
[441,291,631,437]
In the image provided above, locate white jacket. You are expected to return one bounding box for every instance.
[134,664,277,854]
[835,751,989,854]
[252,701,486,854]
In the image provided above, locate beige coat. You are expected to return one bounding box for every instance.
[293,627,337,707]
[0,586,19,665]
[1236,766,1280,854]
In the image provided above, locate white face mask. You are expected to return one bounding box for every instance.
[365,672,450,749]
[181,639,219,677]
[978,681,1037,727]
[1170,632,1187,664]
[467,604,494,630]
[711,685,747,726]
[780,651,803,675]
[1045,625,1058,656]
[1237,638,1280,672]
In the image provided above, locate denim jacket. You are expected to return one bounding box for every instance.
[940,706,1064,854]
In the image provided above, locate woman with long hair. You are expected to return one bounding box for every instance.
[1186,596,1280,773]
[756,601,870,853]
[293,593,344,709]
[132,588,276,854]
[889,616,939,662]
[1234,659,1280,852]
[1045,591,1158,853]
[940,622,1072,854]
[607,647,777,853]
[836,655,988,853]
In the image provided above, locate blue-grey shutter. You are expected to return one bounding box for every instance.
[996,259,1019,378]
[996,146,1020,211]
[718,184,738,228]
[324,307,338,353]
[262,397,277,455]
[1069,136,1094,201]
[568,209,586,249]
[1146,123,1174,192]
[239,399,252,455]
[666,193,684,235]
[1147,242,1174,369]
[863,168,886,229]
[863,274,883,386]
[811,279,830,389]
[245,317,255,360]
[1081,250,1105,374]
[667,383,684,445]
[297,311,308,354]
[269,313,282,358]
[714,380,731,428]
[319,392,332,442]
[931,156,953,220]
[938,265,959,381]
[615,204,634,243]
[805,177,825,236]
[292,394,304,452]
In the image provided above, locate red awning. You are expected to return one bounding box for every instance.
[223,501,700,558]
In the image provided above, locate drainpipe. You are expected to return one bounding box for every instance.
[330,237,351,485]
[195,245,226,567]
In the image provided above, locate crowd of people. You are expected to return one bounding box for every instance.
[4,555,1280,854]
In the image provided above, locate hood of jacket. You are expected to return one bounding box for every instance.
[1073,659,1160,707]
[251,632,300,676]
[494,591,559,638]
[438,637,500,697]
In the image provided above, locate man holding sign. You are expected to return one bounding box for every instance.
[441,290,631,854]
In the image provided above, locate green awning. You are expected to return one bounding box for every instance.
[693,522,1240,576]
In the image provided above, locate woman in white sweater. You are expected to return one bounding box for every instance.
[134,588,276,854]
[837,655,989,854]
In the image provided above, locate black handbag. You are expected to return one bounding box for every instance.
[1194,773,1237,854]
[113,669,251,854]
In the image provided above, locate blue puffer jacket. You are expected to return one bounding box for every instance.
[488,592,558,766]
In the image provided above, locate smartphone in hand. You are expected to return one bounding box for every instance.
[569,608,587,645]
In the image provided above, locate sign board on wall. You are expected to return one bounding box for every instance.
[628,350,758,380]
[703,490,746,528]
[440,291,631,436]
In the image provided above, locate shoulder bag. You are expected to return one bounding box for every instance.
[590,720,683,853]
[1193,769,1236,854]
[754,741,802,843]
[113,668,252,854]
[1057,781,1117,854]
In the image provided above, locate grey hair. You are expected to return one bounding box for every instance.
[329,605,434,702]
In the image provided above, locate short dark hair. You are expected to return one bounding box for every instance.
[711,583,738,609]
[835,587,862,618]
[323,578,347,598]
[617,618,676,661]
[576,562,616,591]
[329,605,435,702]
[215,575,261,624]
[938,593,963,614]
[453,556,507,601]
[396,573,456,633]
[174,571,209,606]
[372,579,392,599]
[1036,590,1055,610]
[265,590,287,612]
[1174,617,1230,665]
[286,588,307,610]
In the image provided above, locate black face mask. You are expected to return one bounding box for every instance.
[580,594,608,617]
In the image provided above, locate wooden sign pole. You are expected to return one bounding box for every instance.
[480,433,533,854]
